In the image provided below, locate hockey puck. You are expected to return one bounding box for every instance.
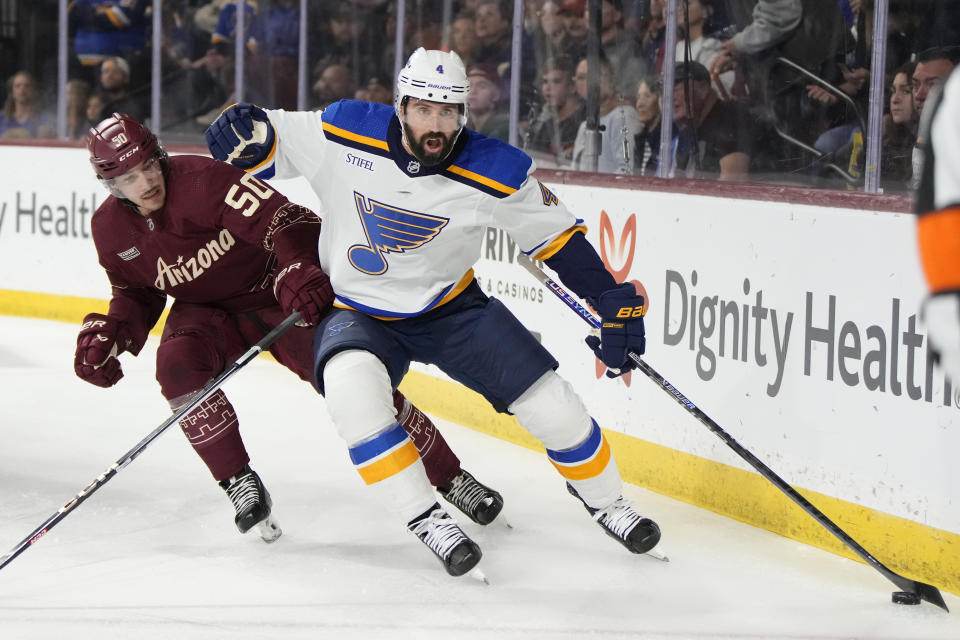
[891,591,921,605]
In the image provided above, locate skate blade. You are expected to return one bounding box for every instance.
[468,566,490,585]
[257,516,282,543]
[645,546,669,562]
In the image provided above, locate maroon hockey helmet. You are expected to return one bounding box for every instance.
[87,113,168,183]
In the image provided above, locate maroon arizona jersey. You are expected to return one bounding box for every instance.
[91,155,319,354]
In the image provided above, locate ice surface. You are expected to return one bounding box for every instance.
[1,316,957,639]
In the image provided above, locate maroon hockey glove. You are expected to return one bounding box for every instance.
[273,262,334,326]
[74,313,128,388]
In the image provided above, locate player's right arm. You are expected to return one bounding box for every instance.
[205,103,327,181]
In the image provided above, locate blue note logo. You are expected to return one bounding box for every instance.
[348,192,449,275]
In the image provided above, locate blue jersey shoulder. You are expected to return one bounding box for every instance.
[445,130,532,198]
[322,100,393,143]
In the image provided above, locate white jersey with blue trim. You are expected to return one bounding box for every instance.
[256,100,584,318]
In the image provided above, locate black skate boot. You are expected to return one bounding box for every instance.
[438,468,504,525]
[407,503,483,576]
[219,465,281,542]
[567,483,660,554]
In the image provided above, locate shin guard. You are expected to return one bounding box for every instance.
[173,389,249,481]
[324,350,437,521]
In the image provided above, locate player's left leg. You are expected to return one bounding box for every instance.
[425,290,660,555]
[157,303,279,540]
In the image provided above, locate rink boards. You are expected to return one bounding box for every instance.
[0,143,956,595]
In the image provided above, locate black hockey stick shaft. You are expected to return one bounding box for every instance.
[517,255,948,611]
[0,311,302,572]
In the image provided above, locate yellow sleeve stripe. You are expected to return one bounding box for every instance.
[446,164,517,195]
[105,8,129,28]
[321,121,390,151]
[533,225,588,261]
[355,440,419,485]
[549,436,612,481]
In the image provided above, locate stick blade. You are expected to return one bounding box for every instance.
[914,581,949,612]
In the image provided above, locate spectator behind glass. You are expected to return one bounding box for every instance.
[263,0,299,110]
[66,78,93,140]
[676,0,734,98]
[526,55,585,167]
[355,76,393,106]
[451,11,479,67]
[0,71,54,139]
[570,55,642,174]
[473,0,513,73]
[313,60,356,110]
[593,0,646,98]
[558,0,588,62]
[911,48,957,189]
[672,62,759,181]
[194,0,267,125]
[633,75,662,176]
[913,48,957,118]
[86,92,107,127]
[466,63,510,142]
[710,0,848,149]
[537,1,568,62]
[210,0,261,56]
[836,60,918,191]
[69,0,150,75]
[97,56,147,123]
[881,62,919,190]
[640,0,666,73]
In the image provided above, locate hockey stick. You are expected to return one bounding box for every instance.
[0,311,302,572]
[517,255,949,612]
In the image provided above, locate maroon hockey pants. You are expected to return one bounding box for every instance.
[155,302,460,485]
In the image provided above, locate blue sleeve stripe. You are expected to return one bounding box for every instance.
[546,420,602,464]
[349,422,408,465]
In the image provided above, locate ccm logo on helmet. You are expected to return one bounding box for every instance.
[118,146,141,162]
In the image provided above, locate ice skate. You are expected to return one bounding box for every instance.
[438,468,504,526]
[567,483,661,556]
[219,465,282,542]
[407,502,483,578]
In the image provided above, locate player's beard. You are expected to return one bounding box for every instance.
[403,122,457,166]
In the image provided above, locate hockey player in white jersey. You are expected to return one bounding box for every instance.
[206,48,661,577]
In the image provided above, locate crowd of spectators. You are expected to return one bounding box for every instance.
[1,0,959,193]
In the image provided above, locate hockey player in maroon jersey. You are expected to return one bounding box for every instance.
[74,113,503,541]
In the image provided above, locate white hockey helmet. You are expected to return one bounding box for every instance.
[395,47,470,127]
